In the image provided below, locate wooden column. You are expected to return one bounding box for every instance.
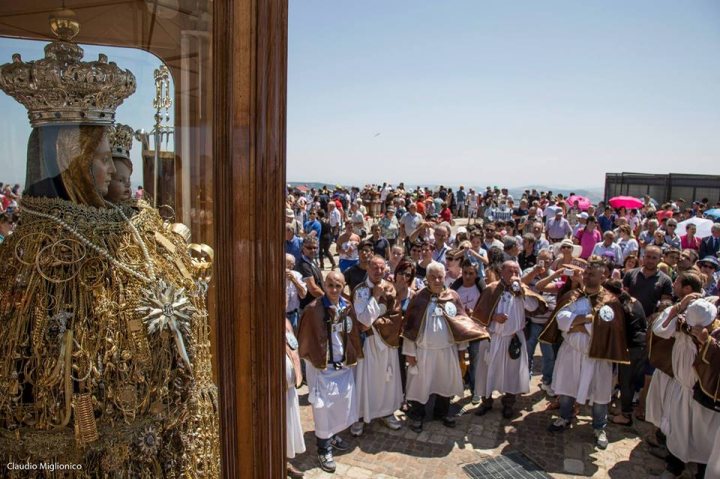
[214,0,288,478]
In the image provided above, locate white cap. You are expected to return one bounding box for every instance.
[579,212,589,219]
[685,299,718,328]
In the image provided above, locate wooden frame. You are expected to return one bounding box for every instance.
[214,0,288,477]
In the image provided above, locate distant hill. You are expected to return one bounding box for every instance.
[288,182,605,203]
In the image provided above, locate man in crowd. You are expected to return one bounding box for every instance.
[399,202,424,247]
[351,256,404,436]
[699,223,720,259]
[541,258,629,449]
[650,281,718,478]
[344,240,374,293]
[336,221,361,273]
[328,201,342,240]
[295,237,325,311]
[546,210,572,243]
[623,245,673,317]
[432,224,450,265]
[285,224,303,264]
[473,261,547,418]
[598,206,616,233]
[591,230,623,266]
[402,262,488,432]
[298,271,363,473]
[285,253,308,331]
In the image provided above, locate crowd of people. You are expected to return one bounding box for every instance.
[284,183,720,478]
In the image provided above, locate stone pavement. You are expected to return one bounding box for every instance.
[291,371,674,479]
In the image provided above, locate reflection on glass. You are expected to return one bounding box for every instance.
[0,10,219,476]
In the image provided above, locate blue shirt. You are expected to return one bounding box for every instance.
[598,214,615,233]
[304,219,321,238]
[285,236,303,264]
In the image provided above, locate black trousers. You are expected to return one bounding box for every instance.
[407,395,451,422]
[319,238,336,268]
[618,346,646,414]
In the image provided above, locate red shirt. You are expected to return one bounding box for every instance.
[416,200,425,215]
[680,234,701,251]
[440,207,452,223]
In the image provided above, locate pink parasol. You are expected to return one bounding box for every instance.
[608,196,643,209]
[567,195,592,211]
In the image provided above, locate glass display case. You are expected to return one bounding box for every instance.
[0,1,287,477]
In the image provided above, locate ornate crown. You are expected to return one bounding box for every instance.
[109,123,134,160]
[0,13,136,127]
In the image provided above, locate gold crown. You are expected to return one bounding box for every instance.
[0,12,136,127]
[109,123,134,160]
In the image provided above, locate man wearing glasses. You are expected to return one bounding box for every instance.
[296,238,325,312]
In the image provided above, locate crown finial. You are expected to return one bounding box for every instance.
[0,15,136,127]
[49,9,80,42]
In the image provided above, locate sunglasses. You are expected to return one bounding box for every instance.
[304,246,318,250]
[699,264,716,269]
[561,245,572,250]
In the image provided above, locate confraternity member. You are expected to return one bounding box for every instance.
[0,18,219,475]
[351,256,404,436]
[402,262,488,433]
[285,318,306,478]
[540,258,629,450]
[298,271,363,473]
[698,305,720,479]
[652,294,719,478]
[472,261,547,418]
[105,123,134,203]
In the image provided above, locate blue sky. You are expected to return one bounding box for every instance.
[287,0,720,188]
[0,1,717,192]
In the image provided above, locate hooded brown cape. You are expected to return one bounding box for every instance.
[694,319,720,403]
[298,297,364,370]
[471,280,548,327]
[647,308,675,378]
[352,279,404,348]
[539,287,630,364]
[401,288,489,343]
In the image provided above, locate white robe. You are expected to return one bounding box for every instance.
[305,327,359,439]
[646,306,675,432]
[484,292,537,396]
[473,339,491,398]
[286,354,306,458]
[551,297,614,405]
[709,423,720,478]
[354,281,403,422]
[403,301,467,404]
[653,315,720,464]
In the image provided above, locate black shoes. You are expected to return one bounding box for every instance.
[442,417,456,428]
[475,403,493,416]
[409,419,423,433]
[331,435,350,452]
[318,452,336,473]
[502,406,514,419]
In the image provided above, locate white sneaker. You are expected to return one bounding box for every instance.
[350,421,364,437]
[541,383,556,397]
[548,417,570,432]
[382,414,402,430]
[594,429,608,449]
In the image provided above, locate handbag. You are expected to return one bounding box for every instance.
[508,333,522,360]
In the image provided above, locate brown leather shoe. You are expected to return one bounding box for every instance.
[287,463,304,478]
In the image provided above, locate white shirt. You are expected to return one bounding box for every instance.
[591,241,623,264]
[286,271,306,312]
[456,285,481,314]
[328,208,342,227]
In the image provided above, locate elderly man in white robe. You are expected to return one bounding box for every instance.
[652,292,719,478]
[351,255,404,436]
[472,261,546,419]
[298,271,363,473]
[402,261,488,433]
[542,259,629,450]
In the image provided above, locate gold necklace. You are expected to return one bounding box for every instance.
[20,202,156,284]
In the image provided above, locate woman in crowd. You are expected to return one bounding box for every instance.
[393,259,417,402]
[621,254,639,278]
[616,225,639,262]
[574,215,602,259]
[379,206,400,246]
[680,223,701,251]
[550,238,578,271]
